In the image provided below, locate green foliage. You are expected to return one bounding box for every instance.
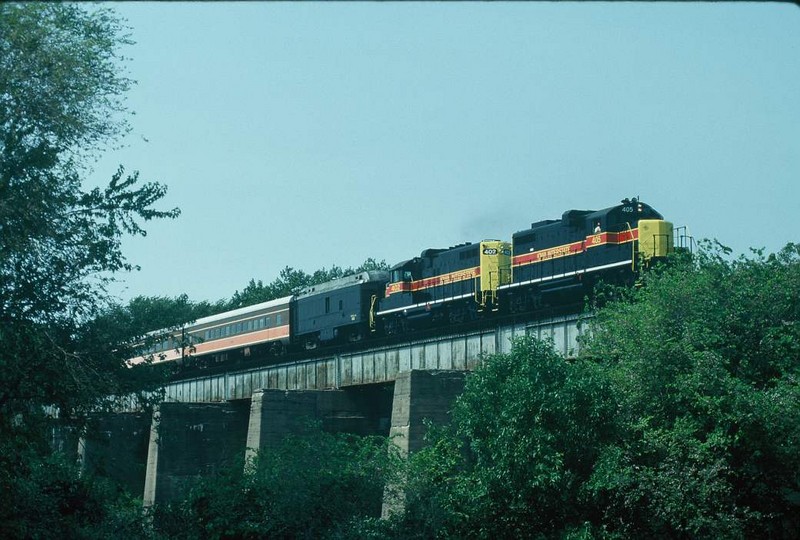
[0,3,177,536]
[227,258,390,310]
[393,338,618,538]
[155,423,400,540]
[384,242,799,539]
[0,3,132,163]
[582,242,800,538]
[0,438,152,539]
[0,2,179,420]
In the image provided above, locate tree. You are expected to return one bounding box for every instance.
[0,3,178,535]
[390,337,617,539]
[155,423,400,539]
[384,243,799,539]
[582,243,800,538]
[0,2,178,415]
[228,258,390,310]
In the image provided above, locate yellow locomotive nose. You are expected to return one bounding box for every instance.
[638,219,674,259]
[477,240,512,310]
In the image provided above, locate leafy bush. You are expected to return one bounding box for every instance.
[155,423,400,540]
[384,243,800,539]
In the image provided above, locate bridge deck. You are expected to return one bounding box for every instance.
[162,313,587,403]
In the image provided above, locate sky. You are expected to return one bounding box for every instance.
[88,2,800,304]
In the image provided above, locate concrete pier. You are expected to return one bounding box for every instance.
[143,401,251,506]
[78,412,150,496]
[388,370,466,456]
[382,370,466,518]
[245,385,392,463]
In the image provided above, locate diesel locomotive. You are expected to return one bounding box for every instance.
[137,198,674,366]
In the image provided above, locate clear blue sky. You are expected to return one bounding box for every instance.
[89,2,800,304]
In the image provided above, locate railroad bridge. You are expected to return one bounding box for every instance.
[75,312,585,507]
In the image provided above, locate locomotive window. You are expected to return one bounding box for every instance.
[403,271,413,281]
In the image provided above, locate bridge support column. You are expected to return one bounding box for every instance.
[387,370,466,456]
[142,400,251,507]
[382,370,466,518]
[245,388,388,463]
[78,412,150,497]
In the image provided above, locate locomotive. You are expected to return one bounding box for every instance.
[138,198,673,365]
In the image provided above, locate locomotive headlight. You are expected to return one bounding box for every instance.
[637,203,643,212]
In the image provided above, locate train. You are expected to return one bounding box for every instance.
[137,197,674,366]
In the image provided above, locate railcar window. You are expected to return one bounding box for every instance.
[276,314,282,325]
